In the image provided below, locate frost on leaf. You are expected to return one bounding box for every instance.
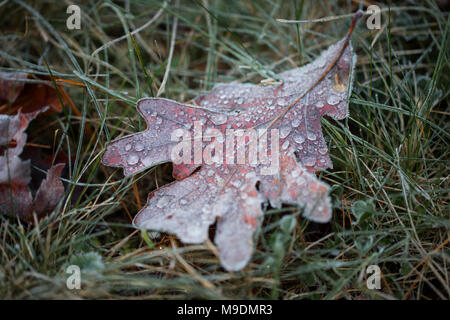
[0,109,65,220]
[102,14,360,271]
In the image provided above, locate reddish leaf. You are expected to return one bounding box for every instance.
[0,70,71,219]
[0,109,65,219]
[0,71,27,104]
[33,163,65,215]
[103,13,361,270]
[0,72,72,115]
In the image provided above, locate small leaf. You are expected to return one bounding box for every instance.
[280,214,296,234]
[351,199,375,226]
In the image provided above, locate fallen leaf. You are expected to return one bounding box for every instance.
[0,109,65,220]
[0,72,72,115]
[0,70,71,219]
[103,13,361,270]
[0,71,28,104]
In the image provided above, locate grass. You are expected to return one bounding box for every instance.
[0,0,448,299]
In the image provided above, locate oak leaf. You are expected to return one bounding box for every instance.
[102,14,360,270]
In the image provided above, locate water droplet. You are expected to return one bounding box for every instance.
[142,156,152,166]
[280,126,291,138]
[278,98,287,106]
[316,101,324,108]
[302,156,316,167]
[282,140,290,150]
[125,144,132,151]
[293,134,305,144]
[156,196,171,209]
[307,132,317,141]
[327,95,341,106]
[135,142,144,151]
[291,118,301,127]
[292,170,300,178]
[210,114,227,125]
[231,179,242,188]
[127,154,139,165]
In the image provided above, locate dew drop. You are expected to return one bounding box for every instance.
[127,154,139,165]
[135,142,144,151]
[278,98,287,106]
[302,156,316,167]
[142,156,152,167]
[156,196,171,209]
[280,126,291,138]
[125,144,132,151]
[291,118,301,127]
[293,134,305,144]
[231,179,242,188]
[307,132,317,141]
[282,140,290,150]
[210,114,228,125]
[327,95,341,106]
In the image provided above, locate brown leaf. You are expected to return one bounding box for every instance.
[0,109,65,219]
[0,73,72,115]
[33,163,65,215]
[102,13,361,270]
[0,70,72,219]
[0,71,27,104]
